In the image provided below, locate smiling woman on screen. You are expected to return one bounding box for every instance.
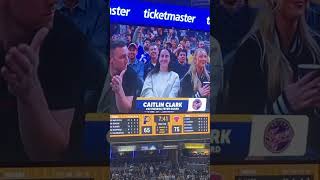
[180,48,211,98]
[140,48,180,98]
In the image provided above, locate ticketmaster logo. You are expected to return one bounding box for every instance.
[144,9,196,23]
[110,6,209,26]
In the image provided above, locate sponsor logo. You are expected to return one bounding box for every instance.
[264,118,294,153]
[192,99,202,110]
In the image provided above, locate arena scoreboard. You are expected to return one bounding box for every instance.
[110,114,210,137]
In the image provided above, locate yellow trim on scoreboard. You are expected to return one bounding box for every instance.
[110,113,210,137]
[0,167,109,180]
[85,113,110,121]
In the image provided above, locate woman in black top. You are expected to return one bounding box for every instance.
[227,0,320,156]
[180,48,210,98]
[227,0,320,115]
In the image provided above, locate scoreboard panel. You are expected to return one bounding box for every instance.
[110,114,210,137]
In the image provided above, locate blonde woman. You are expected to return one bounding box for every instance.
[227,0,320,115]
[180,48,211,98]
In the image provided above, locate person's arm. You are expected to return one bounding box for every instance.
[140,75,154,97]
[112,70,134,113]
[132,27,140,44]
[267,72,320,115]
[172,47,182,55]
[17,86,74,160]
[168,74,180,98]
[114,88,134,113]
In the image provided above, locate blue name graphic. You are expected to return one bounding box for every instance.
[135,99,189,113]
[211,122,252,162]
[110,0,210,31]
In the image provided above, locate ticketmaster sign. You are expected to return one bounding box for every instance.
[110,0,210,32]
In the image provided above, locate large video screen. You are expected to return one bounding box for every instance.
[107,0,211,179]
[103,0,210,115]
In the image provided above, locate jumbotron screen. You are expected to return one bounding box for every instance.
[104,0,210,115]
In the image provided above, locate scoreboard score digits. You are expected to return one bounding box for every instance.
[110,114,210,137]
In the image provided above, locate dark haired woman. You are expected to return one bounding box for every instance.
[140,49,180,98]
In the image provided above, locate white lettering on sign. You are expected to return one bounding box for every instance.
[211,129,231,144]
[144,9,196,23]
[110,7,131,16]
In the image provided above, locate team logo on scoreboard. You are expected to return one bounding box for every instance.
[174,116,180,122]
[264,118,295,153]
[143,116,151,124]
[192,99,202,110]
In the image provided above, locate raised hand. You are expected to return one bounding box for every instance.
[284,71,320,112]
[198,84,210,97]
[1,27,49,100]
[110,66,127,93]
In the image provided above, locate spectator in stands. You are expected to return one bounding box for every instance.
[171,37,178,50]
[166,42,173,53]
[132,26,144,48]
[57,0,108,55]
[126,33,132,44]
[139,38,151,64]
[97,40,139,113]
[144,44,159,79]
[180,48,210,98]
[0,0,86,162]
[155,37,163,49]
[165,28,179,44]
[141,49,180,98]
[227,0,320,155]
[173,43,184,57]
[128,43,144,83]
[175,49,190,79]
[198,40,206,49]
[227,0,320,114]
